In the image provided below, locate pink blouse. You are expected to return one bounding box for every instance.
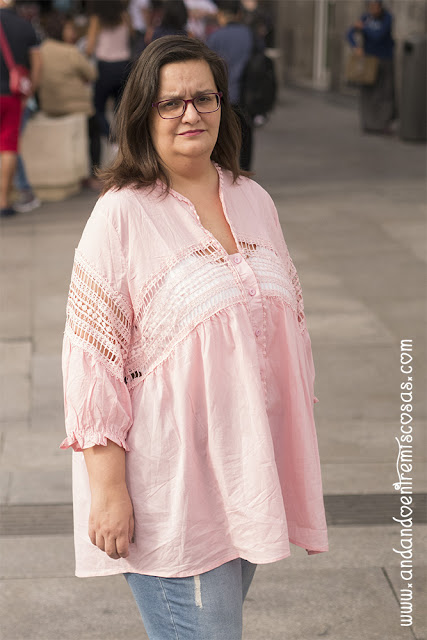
[60,162,329,578]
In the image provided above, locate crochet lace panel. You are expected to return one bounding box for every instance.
[65,240,306,389]
[239,239,307,333]
[127,243,243,387]
[64,249,133,382]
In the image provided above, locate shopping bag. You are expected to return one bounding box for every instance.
[345,52,379,86]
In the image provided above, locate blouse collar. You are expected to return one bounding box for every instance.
[154,162,224,207]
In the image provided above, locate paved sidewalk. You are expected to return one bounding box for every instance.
[0,88,426,640]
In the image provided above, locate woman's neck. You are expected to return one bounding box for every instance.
[166,158,218,194]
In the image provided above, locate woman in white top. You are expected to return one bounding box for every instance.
[86,0,133,141]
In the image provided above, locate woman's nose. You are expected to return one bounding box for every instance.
[182,101,201,122]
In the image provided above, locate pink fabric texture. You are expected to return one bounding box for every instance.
[60,162,329,578]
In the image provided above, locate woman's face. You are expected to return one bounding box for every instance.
[149,59,221,170]
[62,20,77,44]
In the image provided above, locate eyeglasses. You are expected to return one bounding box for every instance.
[152,92,223,119]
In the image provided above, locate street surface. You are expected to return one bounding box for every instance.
[0,88,426,639]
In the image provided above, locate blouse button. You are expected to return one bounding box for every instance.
[248,288,256,296]
[255,329,261,337]
[233,255,242,264]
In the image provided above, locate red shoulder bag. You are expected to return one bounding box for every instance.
[0,22,32,98]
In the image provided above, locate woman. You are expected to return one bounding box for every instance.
[60,36,328,639]
[85,0,132,142]
[38,12,100,190]
[346,0,396,134]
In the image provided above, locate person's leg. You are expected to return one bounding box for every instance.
[82,115,102,191]
[110,60,132,142]
[124,557,257,640]
[94,61,113,139]
[0,151,18,211]
[0,95,23,215]
[13,103,41,212]
[14,104,32,192]
[240,115,253,171]
[232,105,253,171]
[87,114,101,173]
[360,61,393,134]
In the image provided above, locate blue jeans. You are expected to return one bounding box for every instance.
[14,104,32,192]
[124,557,257,639]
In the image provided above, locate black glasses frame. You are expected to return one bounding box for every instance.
[151,92,223,119]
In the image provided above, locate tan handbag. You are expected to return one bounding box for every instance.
[345,52,379,86]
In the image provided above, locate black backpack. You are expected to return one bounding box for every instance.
[240,42,277,117]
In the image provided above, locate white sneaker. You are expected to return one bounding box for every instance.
[14,192,41,213]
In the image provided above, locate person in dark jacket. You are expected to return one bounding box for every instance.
[346,0,397,134]
[206,0,253,170]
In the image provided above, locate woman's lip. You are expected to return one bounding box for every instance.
[178,130,205,136]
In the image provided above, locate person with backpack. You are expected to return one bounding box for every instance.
[206,0,253,170]
[240,0,276,126]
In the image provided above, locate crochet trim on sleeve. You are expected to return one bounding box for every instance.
[64,249,133,382]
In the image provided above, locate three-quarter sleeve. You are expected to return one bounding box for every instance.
[60,206,134,452]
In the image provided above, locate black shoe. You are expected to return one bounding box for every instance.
[0,207,16,218]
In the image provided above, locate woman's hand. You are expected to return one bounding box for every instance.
[88,483,134,559]
[354,20,364,30]
[354,47,364,57]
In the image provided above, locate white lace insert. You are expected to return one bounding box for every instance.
[126,243,244,387]
[65,250,133,382]
[238,239,307,334]
[65,240,307,389]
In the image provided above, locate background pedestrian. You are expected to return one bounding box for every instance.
[346,0,397,134]
[151,0,188,41]
[0,0,41,217]
[38,11,100,190]
[85,0,133,150]
[206,0,253,169]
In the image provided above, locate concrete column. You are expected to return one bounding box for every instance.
[312,0,330,89]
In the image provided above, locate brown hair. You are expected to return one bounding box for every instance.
[98,35,252,195]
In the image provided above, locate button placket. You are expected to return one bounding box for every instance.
[230,256,264,343]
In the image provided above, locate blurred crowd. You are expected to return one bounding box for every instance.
[1,0,409,219]
[0,0,275,217]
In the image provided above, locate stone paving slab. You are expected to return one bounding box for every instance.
[317,419,426,464]
[1,526,426,578]
[0,472,10,503]
[0,341,31,423]
[321,461,427,494]
[7,469,72,504]
[31,354,64,427]
[0,271,32,339]
[380,220,427,265]
[386,565,427,640]
[0,429,69,473]
[312,344,425,421]
[0,562,421,640]
[0,575,144,640]
[243,565,417,640]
